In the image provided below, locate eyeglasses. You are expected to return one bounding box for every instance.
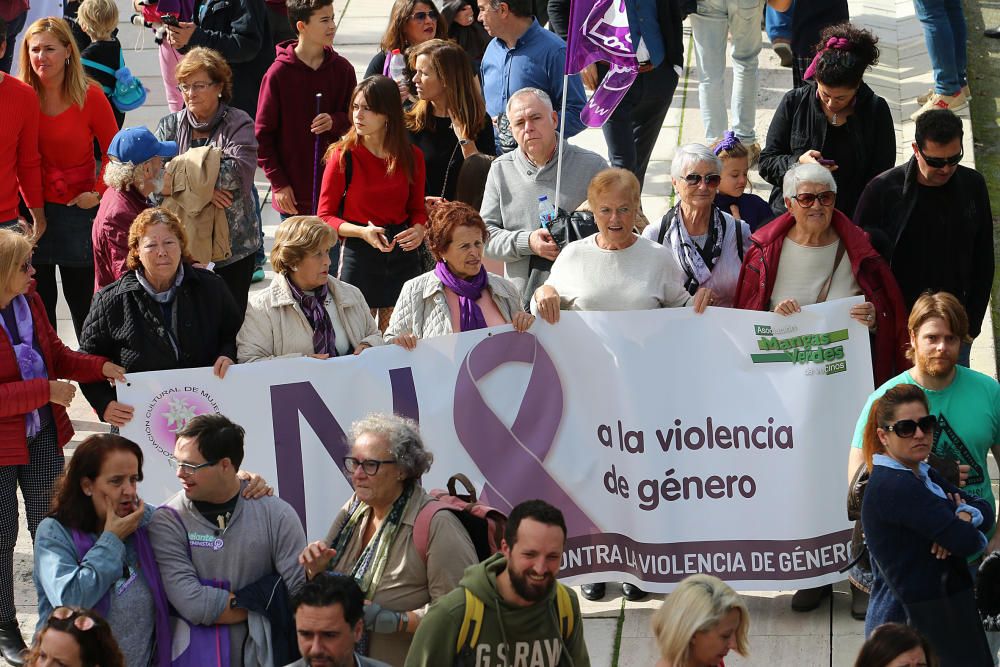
[790,191,836,208]
[177,81,216,95]
[19,258,32,274]
[919,147,963,169]
[410,9,439,21]
[343,457,396,475]
[884,415,938,438]
[168,457,219,475]
[51,606,97,631]
[684,173,722,188]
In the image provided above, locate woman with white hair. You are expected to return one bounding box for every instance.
[643,143,751,307]
[734,162,910,615]
[651,573,750,667]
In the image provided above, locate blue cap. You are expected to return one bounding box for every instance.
[108,127,178,164]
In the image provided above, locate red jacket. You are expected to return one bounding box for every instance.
[733,210,911,385]
[0,288,108,465]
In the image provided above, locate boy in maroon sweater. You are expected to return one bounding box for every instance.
[255,0,356,218]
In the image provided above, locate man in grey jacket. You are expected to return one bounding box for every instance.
[285,573,390,667]
[481,87,608,300]
[150,414,306,667]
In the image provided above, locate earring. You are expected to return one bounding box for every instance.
[218,93,222,99]
[291,266,299,272]
[65,57,70,66]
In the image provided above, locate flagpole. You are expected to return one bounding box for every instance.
[554,72,569,220]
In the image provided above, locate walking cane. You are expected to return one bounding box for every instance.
[312,93,323,215]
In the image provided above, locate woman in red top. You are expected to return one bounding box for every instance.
[18,17,117,340]
[0,227,124,661]
[318,75,427,331]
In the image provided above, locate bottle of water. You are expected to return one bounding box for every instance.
[388,49,406,83]
[538,195,555,228]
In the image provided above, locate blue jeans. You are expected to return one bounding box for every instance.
[912,0,967,94]
[765,2,792,41]
[691,0,764,143]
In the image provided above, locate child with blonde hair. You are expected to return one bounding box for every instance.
[76,0,125,126]
[710,131,774,232]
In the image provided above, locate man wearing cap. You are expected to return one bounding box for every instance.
[92,126,178,290]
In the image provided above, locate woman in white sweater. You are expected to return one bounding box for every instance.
[385,201,533,348]
[236,216,384,362]
[533,168,714,322]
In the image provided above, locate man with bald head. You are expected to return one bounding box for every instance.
[480,87,607,301]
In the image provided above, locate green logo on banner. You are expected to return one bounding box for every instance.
[750,327,850,373]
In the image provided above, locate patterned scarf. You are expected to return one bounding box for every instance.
[434,261,489,332]
[663,205,727,295]
[329,484,413,598]
[0,296,49,437]
[287,277,337,356]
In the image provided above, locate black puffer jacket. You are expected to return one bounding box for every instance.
[78,265,241,419]
[759,81,895,217]
[183,0,274,119]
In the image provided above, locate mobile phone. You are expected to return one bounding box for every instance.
[817,158,837,167]
[160,14,180,26]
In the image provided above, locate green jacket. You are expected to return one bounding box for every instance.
[404,553,590,667]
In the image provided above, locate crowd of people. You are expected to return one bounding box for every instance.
[0,0,998,664]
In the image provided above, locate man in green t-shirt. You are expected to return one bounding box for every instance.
[848,293,1000,549]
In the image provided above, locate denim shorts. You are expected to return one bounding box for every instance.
[33,202,97,267]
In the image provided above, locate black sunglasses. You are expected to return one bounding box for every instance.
[410,10,439,21]
[919,147,963,169]
[684,173,721,187]
[884,415,938,438]
[790,191,836,208]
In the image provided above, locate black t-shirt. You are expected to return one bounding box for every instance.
[891,183,958,308]
[408,113,496,201]
[821,122,862,219]
[80,38,126,127]
[193,492,240,531]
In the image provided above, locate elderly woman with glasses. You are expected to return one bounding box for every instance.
[155,47,260,314]
[643,144,751,308]
[298,413,477,666]
[0,228,124,662]
[237,216,384,362]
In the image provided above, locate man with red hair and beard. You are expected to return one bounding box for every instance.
[848,291,1000,558]
[405,499,591,667]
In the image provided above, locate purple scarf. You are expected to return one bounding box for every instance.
[434,261,488,332]
[287,277,338,356]
[0,295,48,437]
[71,525,173,667]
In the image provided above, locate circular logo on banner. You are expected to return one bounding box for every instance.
[144,387,221,458]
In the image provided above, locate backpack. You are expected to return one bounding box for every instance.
[454,584,575,667]
[413,473,506,563]
[81,52,148,112]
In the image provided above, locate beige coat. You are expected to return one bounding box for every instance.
[236,273,384,362]
[384,271,522,342]
[161,146,231,264]
[325,486,479,666]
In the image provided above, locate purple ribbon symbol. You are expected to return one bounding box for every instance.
[453,331,598,537]
[565,0,639,128]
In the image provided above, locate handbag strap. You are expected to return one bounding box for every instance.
[336,150,353,219]
[815,241,846,304]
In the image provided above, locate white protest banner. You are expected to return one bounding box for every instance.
[119,296,872,592]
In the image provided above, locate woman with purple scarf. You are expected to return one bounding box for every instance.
[0,227,125,663]
[385,201,532,348]
[237,216,385,362]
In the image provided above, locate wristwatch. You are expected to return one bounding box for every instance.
[458,139,471,146]
[229,595,239,609]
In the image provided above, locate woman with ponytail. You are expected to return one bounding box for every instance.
[860,383,993,666]
[759,22,895,218]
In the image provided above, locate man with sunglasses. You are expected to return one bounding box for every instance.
[853,109,994,367]
[150,413,307,667]
[848,292,1000,594]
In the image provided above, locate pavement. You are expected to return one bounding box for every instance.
[10,0,998,664]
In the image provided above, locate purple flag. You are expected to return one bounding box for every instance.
[564,0,638,128]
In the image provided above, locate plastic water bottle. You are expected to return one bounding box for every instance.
[388,49,406,83]
[538,195,555,228]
